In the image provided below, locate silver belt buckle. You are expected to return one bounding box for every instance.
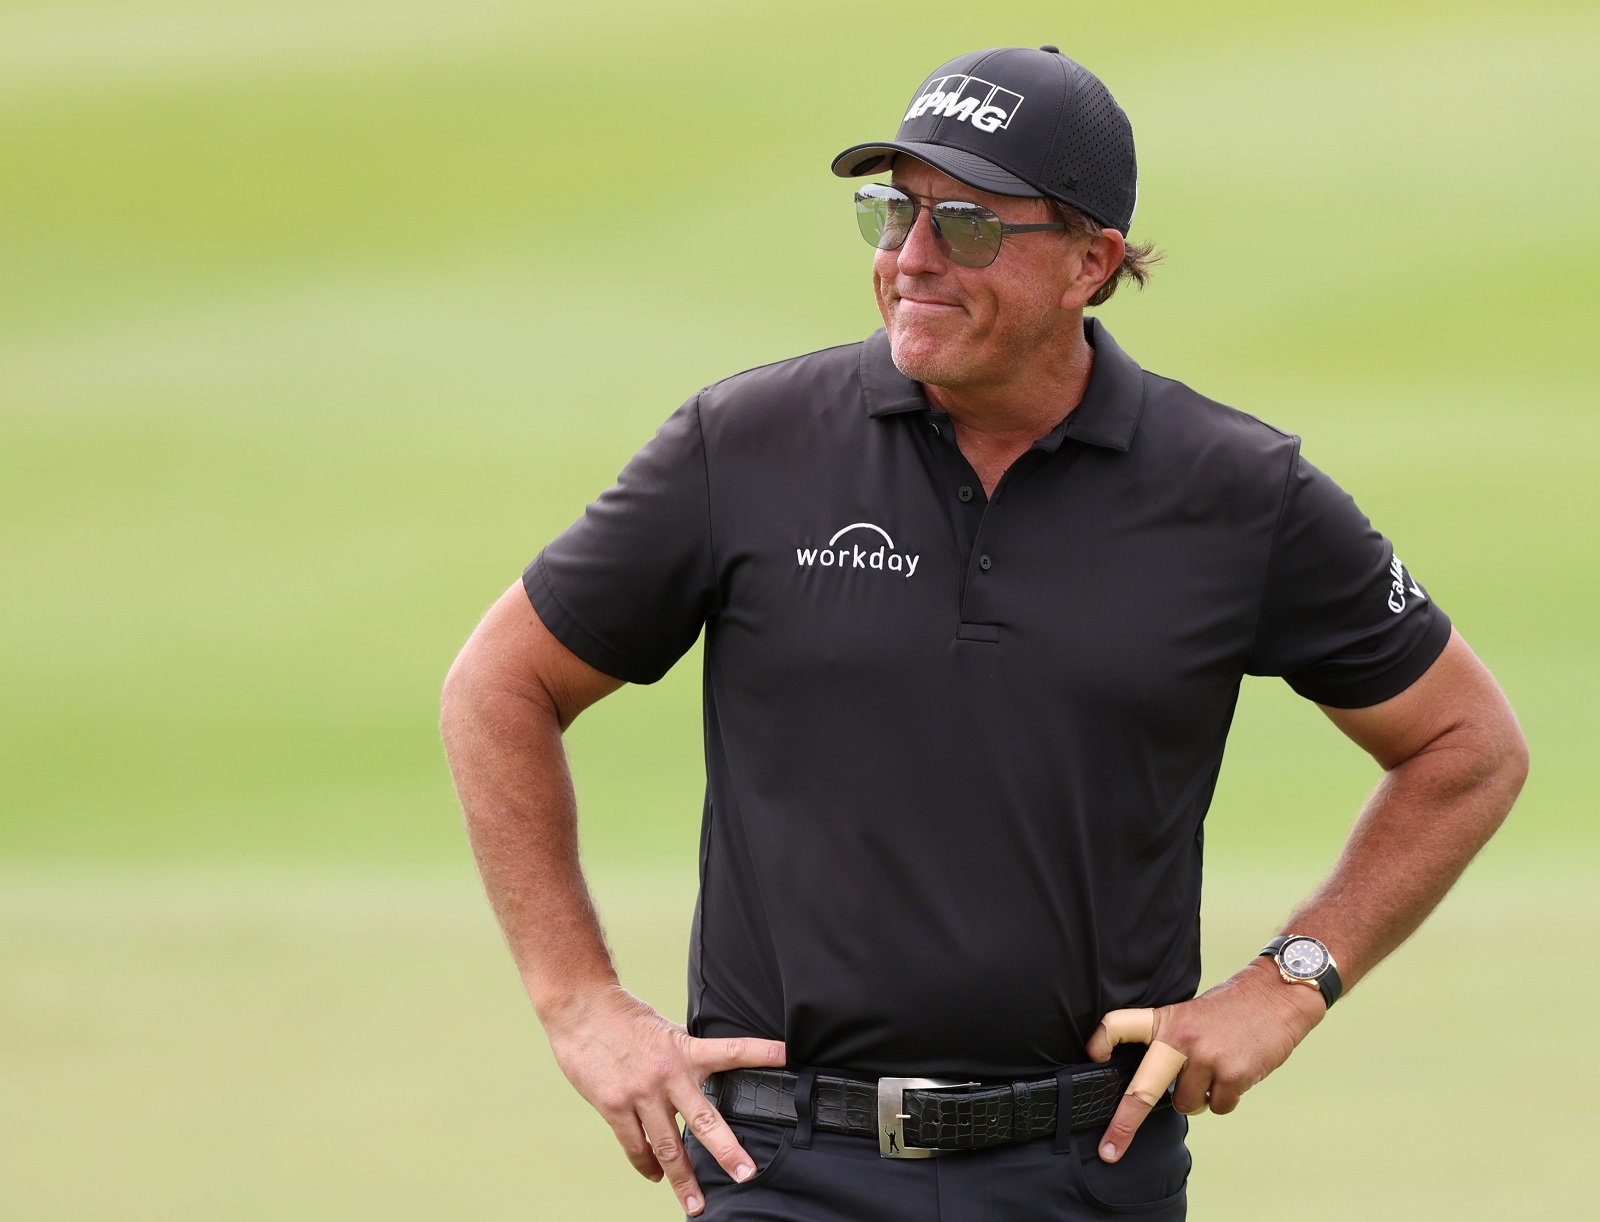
[877,1076,979,1158]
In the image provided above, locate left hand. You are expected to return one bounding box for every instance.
[1086,958,1327,1163]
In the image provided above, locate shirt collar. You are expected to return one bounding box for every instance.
[859,316,1145,452]
[859,327,927,417]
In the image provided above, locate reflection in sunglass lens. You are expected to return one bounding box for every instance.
[930,202,1004,268]
[853,185,1008,268]
[855,185,914,251]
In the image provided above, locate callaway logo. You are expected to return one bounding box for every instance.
[1387,554,1426,614]
[903,75,1024,134]
[796,522,920,578]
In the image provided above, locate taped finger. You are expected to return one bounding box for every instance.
[1126,1039,1188,1107]
[1097,1008,1157,1048]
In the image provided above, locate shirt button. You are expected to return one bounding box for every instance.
[978,554,992,571]
[958,485,974,502]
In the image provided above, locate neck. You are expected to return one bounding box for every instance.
[920,316,1095,439]
[916,315,1096,498]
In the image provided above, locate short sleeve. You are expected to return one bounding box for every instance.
[1248,448,1451,708]
[523,395,716,684]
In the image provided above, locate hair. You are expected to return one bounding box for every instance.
[1044,197,1163,308]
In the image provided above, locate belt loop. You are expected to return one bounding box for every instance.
[793,1067,817,1150]
[1052,1067,1074,1155]
[1009,1080,1031,1145]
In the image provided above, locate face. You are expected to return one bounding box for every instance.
[870,157,1121,392]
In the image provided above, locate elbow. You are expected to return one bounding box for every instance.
[1500,721,1530,805]
[1472,711,1529,833]
[440,635,563,749]
[439,644,483,748]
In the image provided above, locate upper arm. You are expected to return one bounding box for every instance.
[445,396,716,730]
[445,582,625,730]
[1318,629,1527,777]
[1248,451,1451,708]
[523,395,717,685]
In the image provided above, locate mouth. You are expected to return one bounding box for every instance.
[893,292,964,315]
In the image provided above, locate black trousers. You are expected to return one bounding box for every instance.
[686,1105,1189,1220]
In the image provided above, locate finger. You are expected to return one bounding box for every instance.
[1100,1039,1187,1163]
[674,1085,757,1186]
[1097,1092,1152,1163]
[607,1112,664,1182]
[1208,1073,1252,1115]
[1127,1039,1187,1105]
[1086,1008,1156,1062]
[639,1105,706,1217]
[1170,1063,1211,1117]
[689,1035,788,1075]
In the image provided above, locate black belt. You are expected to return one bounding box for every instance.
[703,1058,1165,1159]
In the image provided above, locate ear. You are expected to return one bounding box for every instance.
[1059,229,1126,312]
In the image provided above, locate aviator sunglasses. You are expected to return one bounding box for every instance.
[854,183,1067,269]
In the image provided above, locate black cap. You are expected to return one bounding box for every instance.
[831,46,1138,235]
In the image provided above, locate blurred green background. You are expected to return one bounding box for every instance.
[2,0,1596,1216]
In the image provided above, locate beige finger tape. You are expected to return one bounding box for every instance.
[1097,1009,1156,1047]
[1126,1041,1188,1108]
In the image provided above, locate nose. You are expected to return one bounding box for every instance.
[889,204,949,276]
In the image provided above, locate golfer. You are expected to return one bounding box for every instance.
[441,45,1527,1219]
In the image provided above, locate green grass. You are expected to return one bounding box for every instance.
[1,0,1596,1215]
[2,865,1593,1219]
[2,0,1597,866]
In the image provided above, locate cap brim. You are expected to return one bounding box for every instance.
[831,140,1042,198]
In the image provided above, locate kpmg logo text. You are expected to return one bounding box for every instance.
[904,75,1024,134]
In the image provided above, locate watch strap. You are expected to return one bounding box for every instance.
[1315,959,1343,1008]
[1260,935,1343,1009]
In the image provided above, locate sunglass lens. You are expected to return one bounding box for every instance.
[855,186,914,251]
[931,202,1003,268]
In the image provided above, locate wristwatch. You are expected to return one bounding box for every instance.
[1261,935,1343,1008]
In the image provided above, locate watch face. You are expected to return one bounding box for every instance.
[1280,937,1328,979]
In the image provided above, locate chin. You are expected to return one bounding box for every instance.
[887,323,975,388]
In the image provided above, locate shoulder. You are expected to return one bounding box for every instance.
[1133,367,1302,494]
[692,338,871,451]
[697,337,865,407]
[1140,369,1299,458]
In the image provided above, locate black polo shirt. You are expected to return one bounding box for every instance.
[524,319,1450,1079]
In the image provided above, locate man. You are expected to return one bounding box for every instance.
[441,46,1527,1219]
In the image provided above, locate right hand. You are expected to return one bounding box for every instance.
[542,985,788,1217]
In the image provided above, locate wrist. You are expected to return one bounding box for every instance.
[1260,932,1343,1008]
[1245,955,1326,1033]
[527,972,625,1034]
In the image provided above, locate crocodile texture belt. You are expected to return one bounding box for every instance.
[703,1058,1163,1159]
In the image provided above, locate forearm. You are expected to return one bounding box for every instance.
[1095,639,1528,1160]
[441,674,617,1022]
[1278,721,1526,991]
[439,602,786,1217]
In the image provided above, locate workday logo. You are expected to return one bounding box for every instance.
[903,75,1024,134]
[797,522,921,578]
